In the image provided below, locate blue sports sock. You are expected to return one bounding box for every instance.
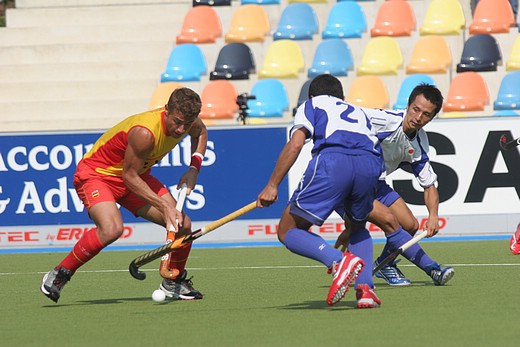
[283,228,343,268]
[384,228,439,274]
[348,228,374,288]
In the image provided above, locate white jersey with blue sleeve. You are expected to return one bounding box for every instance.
[292,95,381,157]
[365,108,437,188]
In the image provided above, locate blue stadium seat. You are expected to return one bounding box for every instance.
[247,79,289,117]
[273,3,319,40]
[494,71,520,110]
[393,74,436,110]
[210,43,256,80]
[322,1,367,39]
[457,34,502,72]
[308,39,353,78]
[160,44,207,82]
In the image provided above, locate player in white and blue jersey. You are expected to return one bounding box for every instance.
[256,74,384,308]
[336,84,455,287]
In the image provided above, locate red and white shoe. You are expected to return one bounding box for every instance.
[356,284,381,309]
[326,252,364,306]
[510,224,520,255]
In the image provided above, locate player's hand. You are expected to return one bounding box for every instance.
[178,168,198,195]
[423,216,439,237]
[257,185,278,208]
[165,205,184,233]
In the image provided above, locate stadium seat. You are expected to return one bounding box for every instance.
[225,4,270,43]
[210,43,256,80]
[292,78,313,116]
[370,0,416,37]
[258,40,305,79]
[347,76,389,109]
[393,74,436,110]
[246,79,289,118]
[308,39,353,78]
[493,109,520,116]
[494,71,520,110]
[469,0,516,34]
[148,82,184,110]
[322,1,367,39]
[357,36,403,76]
[457,34,502,72]
[406,36,452,74]
[241,0,280,4]
[160,44,207,82]
[419,0,466,35]
[439,111,470,119]
[199,80,239,119]
[506,36,520,71]
[273,3,319,40]
[443,72,489,112]
[193,0,231,6]
[176,6,222,44]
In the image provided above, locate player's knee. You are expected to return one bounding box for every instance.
[402,219,419,235]
[98,222,124,244]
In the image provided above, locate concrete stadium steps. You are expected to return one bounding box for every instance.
[0,79,158,102]
[1,98,150,132]
[5,3,189,28]
[0,41,172,65]
[0,23,181,46]
[0,61,165,83]
[16,0,179,8]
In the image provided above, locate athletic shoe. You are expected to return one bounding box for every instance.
[326,252,364,306]
[509,224,520,255]
[429,265,455,286]
[40,266,72,303]
[374,259,411,286]
[356,284,381,309]
[159,270,203,300]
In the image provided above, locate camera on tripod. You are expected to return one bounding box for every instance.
[236,93,256,124]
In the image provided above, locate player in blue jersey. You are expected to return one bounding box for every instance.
[335,83,455,287]
[256,74,384,308]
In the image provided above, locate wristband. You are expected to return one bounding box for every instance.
[190,152,203,172]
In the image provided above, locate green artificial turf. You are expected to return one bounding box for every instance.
[1,240,519,347]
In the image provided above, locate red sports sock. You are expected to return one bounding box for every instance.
[58,228,105,274]
[168,242,192,276]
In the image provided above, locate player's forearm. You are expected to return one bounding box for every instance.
[423,185,439,219]
[267,142,302,188]
[123,171,168,211]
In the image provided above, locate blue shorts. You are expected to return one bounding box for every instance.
[375,180,401,207]
[289,149,382,226]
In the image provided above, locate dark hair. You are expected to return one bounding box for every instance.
[308,74,344,100]
[167,88,202,120]
[408,83,444,116]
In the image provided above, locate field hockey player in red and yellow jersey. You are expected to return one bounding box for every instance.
[40,88,207,303]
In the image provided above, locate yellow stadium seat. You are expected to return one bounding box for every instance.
[224,4,270,43]
[419,0,465,35]
[357,36,403,76]
[439,111,470,119]
[148,82,184,110]
[258,40,305,79]
[506,36,520,71]
[406,36,452,74]
[347,75,389,109]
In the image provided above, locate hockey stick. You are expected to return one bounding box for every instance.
[499,134,520,151]
[129,201,257,280]
[372,230,428,276]
[159,184,188,279]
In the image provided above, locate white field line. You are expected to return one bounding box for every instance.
[1,263,520,276]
